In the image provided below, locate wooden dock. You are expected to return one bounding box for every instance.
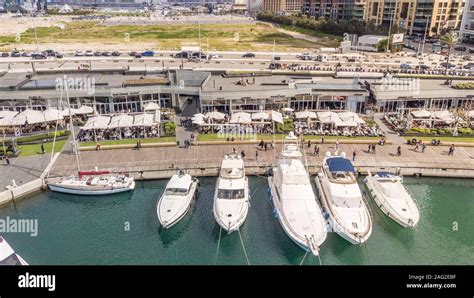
[50,143,474,179]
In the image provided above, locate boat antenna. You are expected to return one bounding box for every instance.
[64,75,81,172]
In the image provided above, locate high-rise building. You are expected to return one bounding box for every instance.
[303,0,366,20]
[262,0,302,12]
[365,0,465,36]
[460,0,474,43]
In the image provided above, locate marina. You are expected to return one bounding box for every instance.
[0,176,472,265]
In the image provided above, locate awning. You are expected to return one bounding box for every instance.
[410,109,431,118]
[338,111,366,125]
[317,111,341,124]
[82,116,111,130]
[144,102,160,111]
[133,113,156,127]
[206,111,226,120]
[295,111,317,119]
[270,111,284,124]
[109,114,134,129]
[43,108,64,122]
[11,109,45,125]
[251,111,270,120]
[75,105,94,115]
[229,112,252,124]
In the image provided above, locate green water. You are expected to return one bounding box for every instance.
[0,177,473,265]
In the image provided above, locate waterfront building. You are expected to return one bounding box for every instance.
[364,0,465,36]
[356,35,387,51]
[460,0,474,43]
[261,0,302,13]
[303,0,365,20]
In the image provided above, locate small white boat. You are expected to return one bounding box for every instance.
[48,171,135,196]
[157,171,199,229]
[213,154,250,233]
[0,236,28,265]
[364,171,420,228]
[268,132,327,256]
[316,151,373,244]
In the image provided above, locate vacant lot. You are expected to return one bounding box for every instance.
[0,21,339,52]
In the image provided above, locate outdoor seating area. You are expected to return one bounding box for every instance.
[192,110,383,137]
[77,111,161,142]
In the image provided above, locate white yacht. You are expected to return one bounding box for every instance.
[364,171,420,228]
[0,236,28,265]
[268,132,327,256]
[213,154,250,233]
[315,151,372,244]
[48,171,135,196]
[157,171,199,229]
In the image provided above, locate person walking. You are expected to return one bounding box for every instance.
[5,156,10,166]
[232,147,236,154]
[396,146,401,156]
[255,150,259,162]
[352,150,356,161]
[314,145,319,157]
[335,139,339,151]
[448,144,455,156]
[321,137,325,144]
[241,150,245,159]
[307,140,311,149]
[41,141,45,154]
[421,143,426,153]
[367,144,371,153]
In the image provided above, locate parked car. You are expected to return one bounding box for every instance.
[101,51,111,56]
[112,51,121,56]
[269,62,282,70]
[416,64,430,70]
[174,51,188,58]
[400,63,412,69]
[21,52,32,57]
[242,53,255,58]
[208,53,220,59]
[11,51,20,57]
[85,50,94,56]
[32,53,47,60]
[274,56,281,60]
[469,48,474,53]
[129,51,138,56]
[55,52,64,58]
[142,51,155,57]
[75,51,84,56]
[191,51,206,59]
[1,52,9,57]
[134,53,142,58]
[43,49,56,57]
[94,51,102,56]
[439,62,456,69]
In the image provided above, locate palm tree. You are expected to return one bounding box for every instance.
[439,31,459,76]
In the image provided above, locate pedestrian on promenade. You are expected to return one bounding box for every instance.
[352,150,356,161]
[41,141,45,154]
[321,137,325,144]
[232,147,236,154]
[335,139,339,151]
[255,150,259,162]
[314,145,320,157]
[264,142,268,151]
[396,146,401,156]
[96,143,101,151]
[241,150,245,158]
[5,156,9,166]
[448,144,455,156]
[367,144,371,153]
[259,140,264,148]
[372,144,376,154]
[307,140,311,149]
[421,143,426,153]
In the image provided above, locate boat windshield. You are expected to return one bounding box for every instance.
[165,188,188,196]
[217,189,245,200]
[0,253,22,265]
[220,168,243,179]
[330,171,356,183]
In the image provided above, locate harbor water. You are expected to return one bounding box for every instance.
[0,176,473,265]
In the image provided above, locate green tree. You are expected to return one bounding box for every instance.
[439,31,459,76]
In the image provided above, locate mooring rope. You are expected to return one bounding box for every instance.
[237,228,251,265]
[317,253,323,266]
[363,244,371,265]
[299,250,308,266]
[214,226,222,265]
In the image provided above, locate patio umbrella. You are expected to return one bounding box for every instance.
[43,108,64,122]
[206,111,226,121]
[144,102,160,112]
[251,111,270,121]
[229,112,252,124]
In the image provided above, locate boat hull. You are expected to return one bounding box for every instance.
[364,176,419,228]
[157,181,198,229]
[48,180,135,196]
[268,176,319,254]
[315,176,371,245]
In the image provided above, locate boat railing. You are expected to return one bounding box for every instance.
[402,183,421,212]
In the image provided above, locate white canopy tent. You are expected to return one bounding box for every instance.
[468,111,474,119]
[251,111,270,121]
[133,113,156,127]
[229,112,252,124]
[75,106,94,115]
[109,114,134,129]
[317,111,341,124]
[43,108,64,122]
[270,111,284,124]
[61,108,78,117]
[11,109,45,125]
[338,111,366,125]
[82,116,111,130]
[411,109,431,118]
[295,110,317,119]
[206,111,226,121]
[432,110,452,121]
[0,111,18,127]
[144,102,160,112]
